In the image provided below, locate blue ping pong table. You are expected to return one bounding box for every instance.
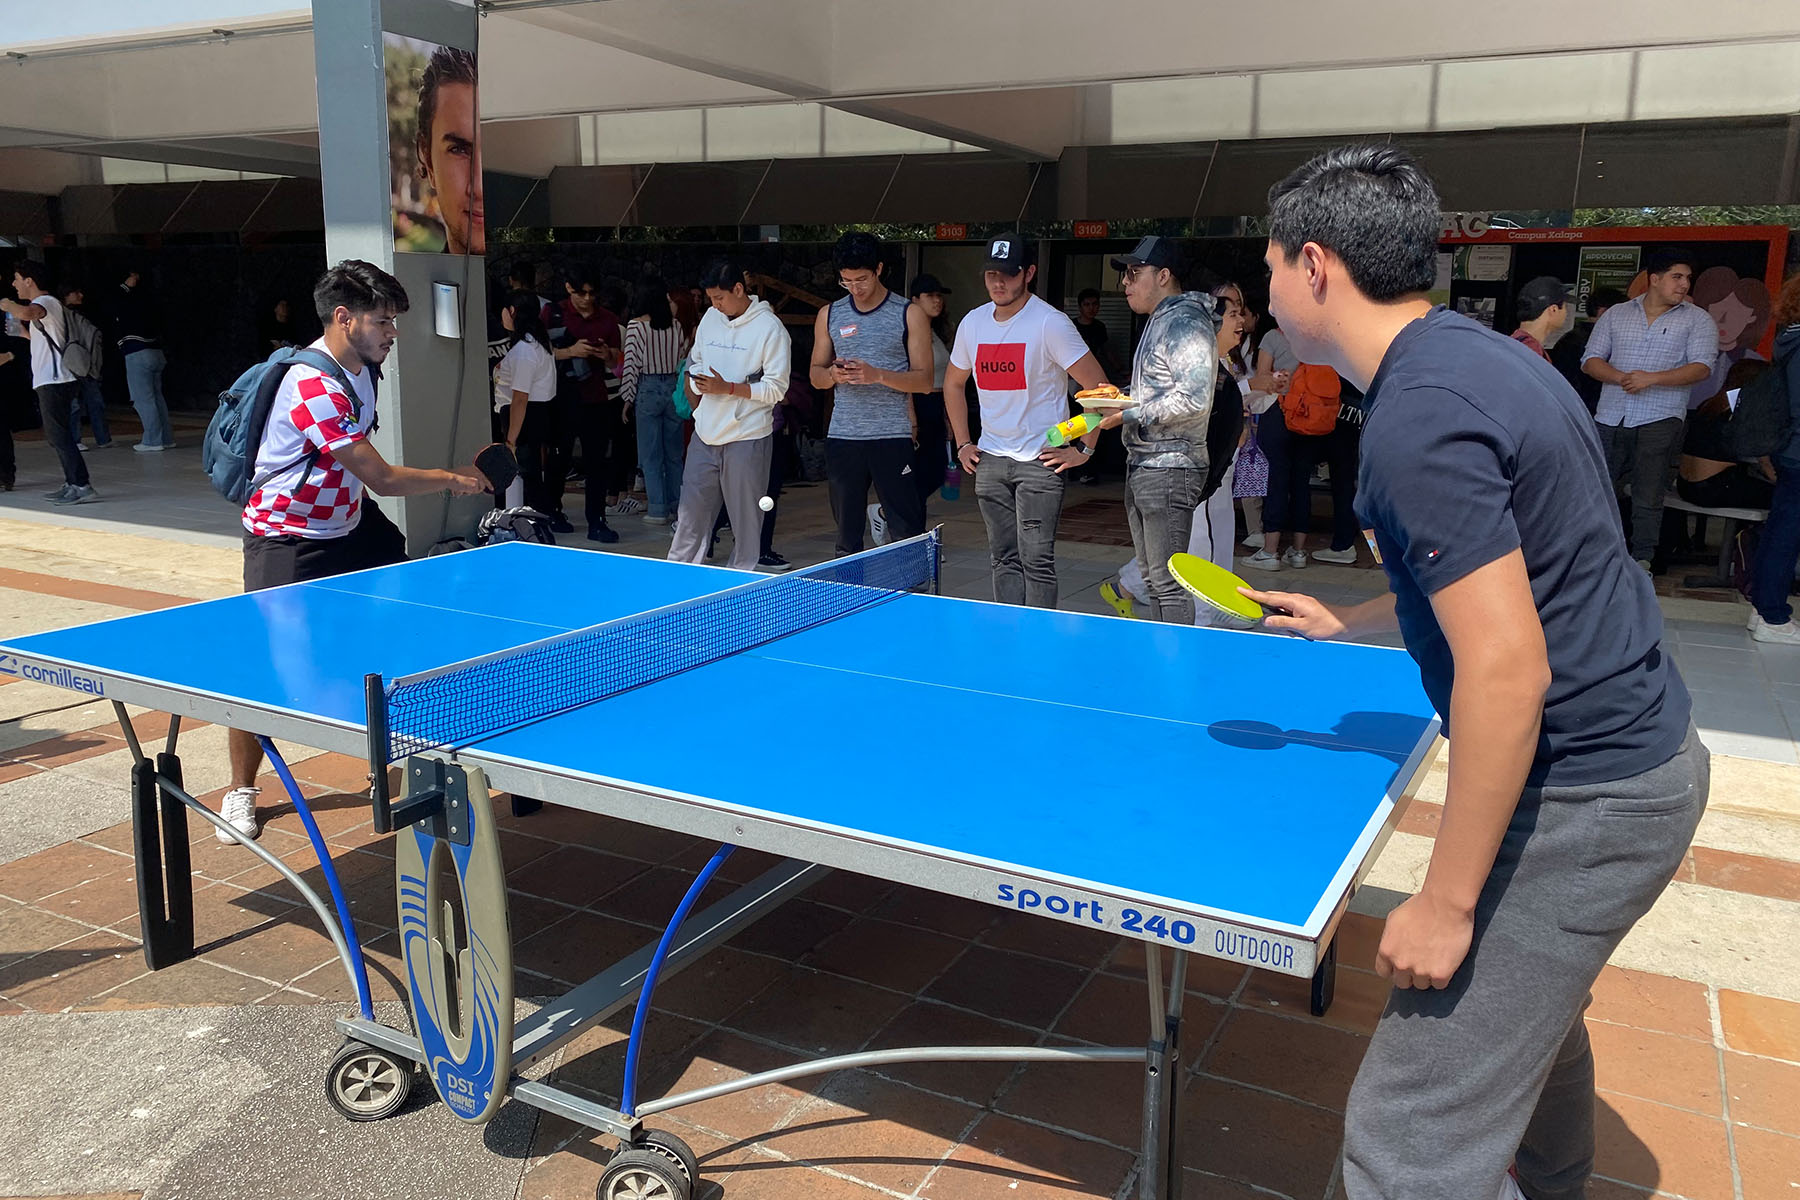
[0,531,1439,1200]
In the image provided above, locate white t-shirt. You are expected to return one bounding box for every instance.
[242,340,379,539]
[492,335,557,411]
[949,294,1090,461]
[25,294,75,388]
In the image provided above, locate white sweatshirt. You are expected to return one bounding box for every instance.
[685,297,791,446]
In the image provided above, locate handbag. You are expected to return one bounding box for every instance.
[673,357,692,420]
[1234,414,1270,499]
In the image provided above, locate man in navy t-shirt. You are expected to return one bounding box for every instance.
[1241,145,1707,1200]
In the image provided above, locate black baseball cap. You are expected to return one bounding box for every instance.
[1517,276,1571,319]
[984,235,1033,274]
[1110,236,1179,273]
[908,273,952,297]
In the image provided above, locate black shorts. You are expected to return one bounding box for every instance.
[242,502,409,592]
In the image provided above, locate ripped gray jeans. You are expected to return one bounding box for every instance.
[975,452,1067,608]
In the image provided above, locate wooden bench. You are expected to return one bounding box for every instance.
[1663,493,1769,589]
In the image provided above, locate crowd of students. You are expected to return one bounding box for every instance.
[1,260,175,501]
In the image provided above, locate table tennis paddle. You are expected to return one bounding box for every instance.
[1168,553,1266,626]
[476,442,518,494]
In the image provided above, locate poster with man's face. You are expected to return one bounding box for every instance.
[385,33,485,255]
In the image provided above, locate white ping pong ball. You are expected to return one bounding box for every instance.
[758,496,774,512]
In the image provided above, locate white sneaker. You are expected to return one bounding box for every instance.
[642,514,671,527]
[1282,546,1309,569]
[1312,547,1357,564]
[1750,614,1800,645]
[1240,533,1262,549]
[868,503,890,546]
[1243,549,1284,572]
[609,496,645,516]
[216,786,262,844]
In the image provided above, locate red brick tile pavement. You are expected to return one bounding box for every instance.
[1,787,1796,1198]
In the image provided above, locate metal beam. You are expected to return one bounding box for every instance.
[828,99,1053,162]
[51,136,321,178]
[498,5,830,101]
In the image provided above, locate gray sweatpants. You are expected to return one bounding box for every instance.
[1344,731,1708,1200]
[667,433,773,572]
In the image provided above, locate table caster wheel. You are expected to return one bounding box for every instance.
[635,1128,698,1185]
[325,1040,412,1121]
[598,1147,689,1200]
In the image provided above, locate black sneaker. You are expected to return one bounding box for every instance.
[549,514,575,534]
[758,552,793,572]
[587,523,619,544]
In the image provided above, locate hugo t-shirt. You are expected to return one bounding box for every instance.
[950,294,1091,461]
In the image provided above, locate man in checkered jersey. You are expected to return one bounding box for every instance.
[219,261,485,844]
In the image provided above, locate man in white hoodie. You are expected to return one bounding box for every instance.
[670,258,792,571]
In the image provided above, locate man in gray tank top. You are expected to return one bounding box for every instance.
[810,231,934,554]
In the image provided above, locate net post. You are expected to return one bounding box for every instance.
[366,672,395,834]
[928,526,943,595]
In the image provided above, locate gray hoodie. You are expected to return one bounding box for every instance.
[1122,291,1221,471]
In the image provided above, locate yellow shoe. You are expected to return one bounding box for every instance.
[1100,579,1137,619]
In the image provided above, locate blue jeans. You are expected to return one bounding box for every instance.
[124,348,171,448]
[1751,456,1800,625]
[69,377,111,446]
[633,373,684,518]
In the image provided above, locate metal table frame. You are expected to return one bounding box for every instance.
[104,691,1435,1199]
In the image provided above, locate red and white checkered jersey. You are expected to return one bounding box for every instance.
[242,340,379,539]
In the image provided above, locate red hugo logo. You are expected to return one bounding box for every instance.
[974,343,1026,390]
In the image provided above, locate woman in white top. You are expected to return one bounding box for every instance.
[620,281,691,524]
[905,274,955,517]
[493,291,558,510]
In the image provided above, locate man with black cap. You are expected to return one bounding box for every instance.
[944,235,1109,608]
[1094,236,1222,623]
[1511,276,1570,361]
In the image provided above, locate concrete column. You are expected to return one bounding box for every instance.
[311,0,490,553]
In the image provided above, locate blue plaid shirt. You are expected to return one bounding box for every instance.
[1583,296,1718,428]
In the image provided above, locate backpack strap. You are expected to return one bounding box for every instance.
[246,348,371,496]
[32,303,68,358]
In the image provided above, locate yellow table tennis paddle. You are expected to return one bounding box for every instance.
[1169,553,1266,627]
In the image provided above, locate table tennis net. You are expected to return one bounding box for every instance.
[380,531,939,762]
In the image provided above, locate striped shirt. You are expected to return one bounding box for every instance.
[620,318,689,405]
[1583,296,1718,428]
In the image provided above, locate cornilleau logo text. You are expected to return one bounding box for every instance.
[2,659,105,695]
